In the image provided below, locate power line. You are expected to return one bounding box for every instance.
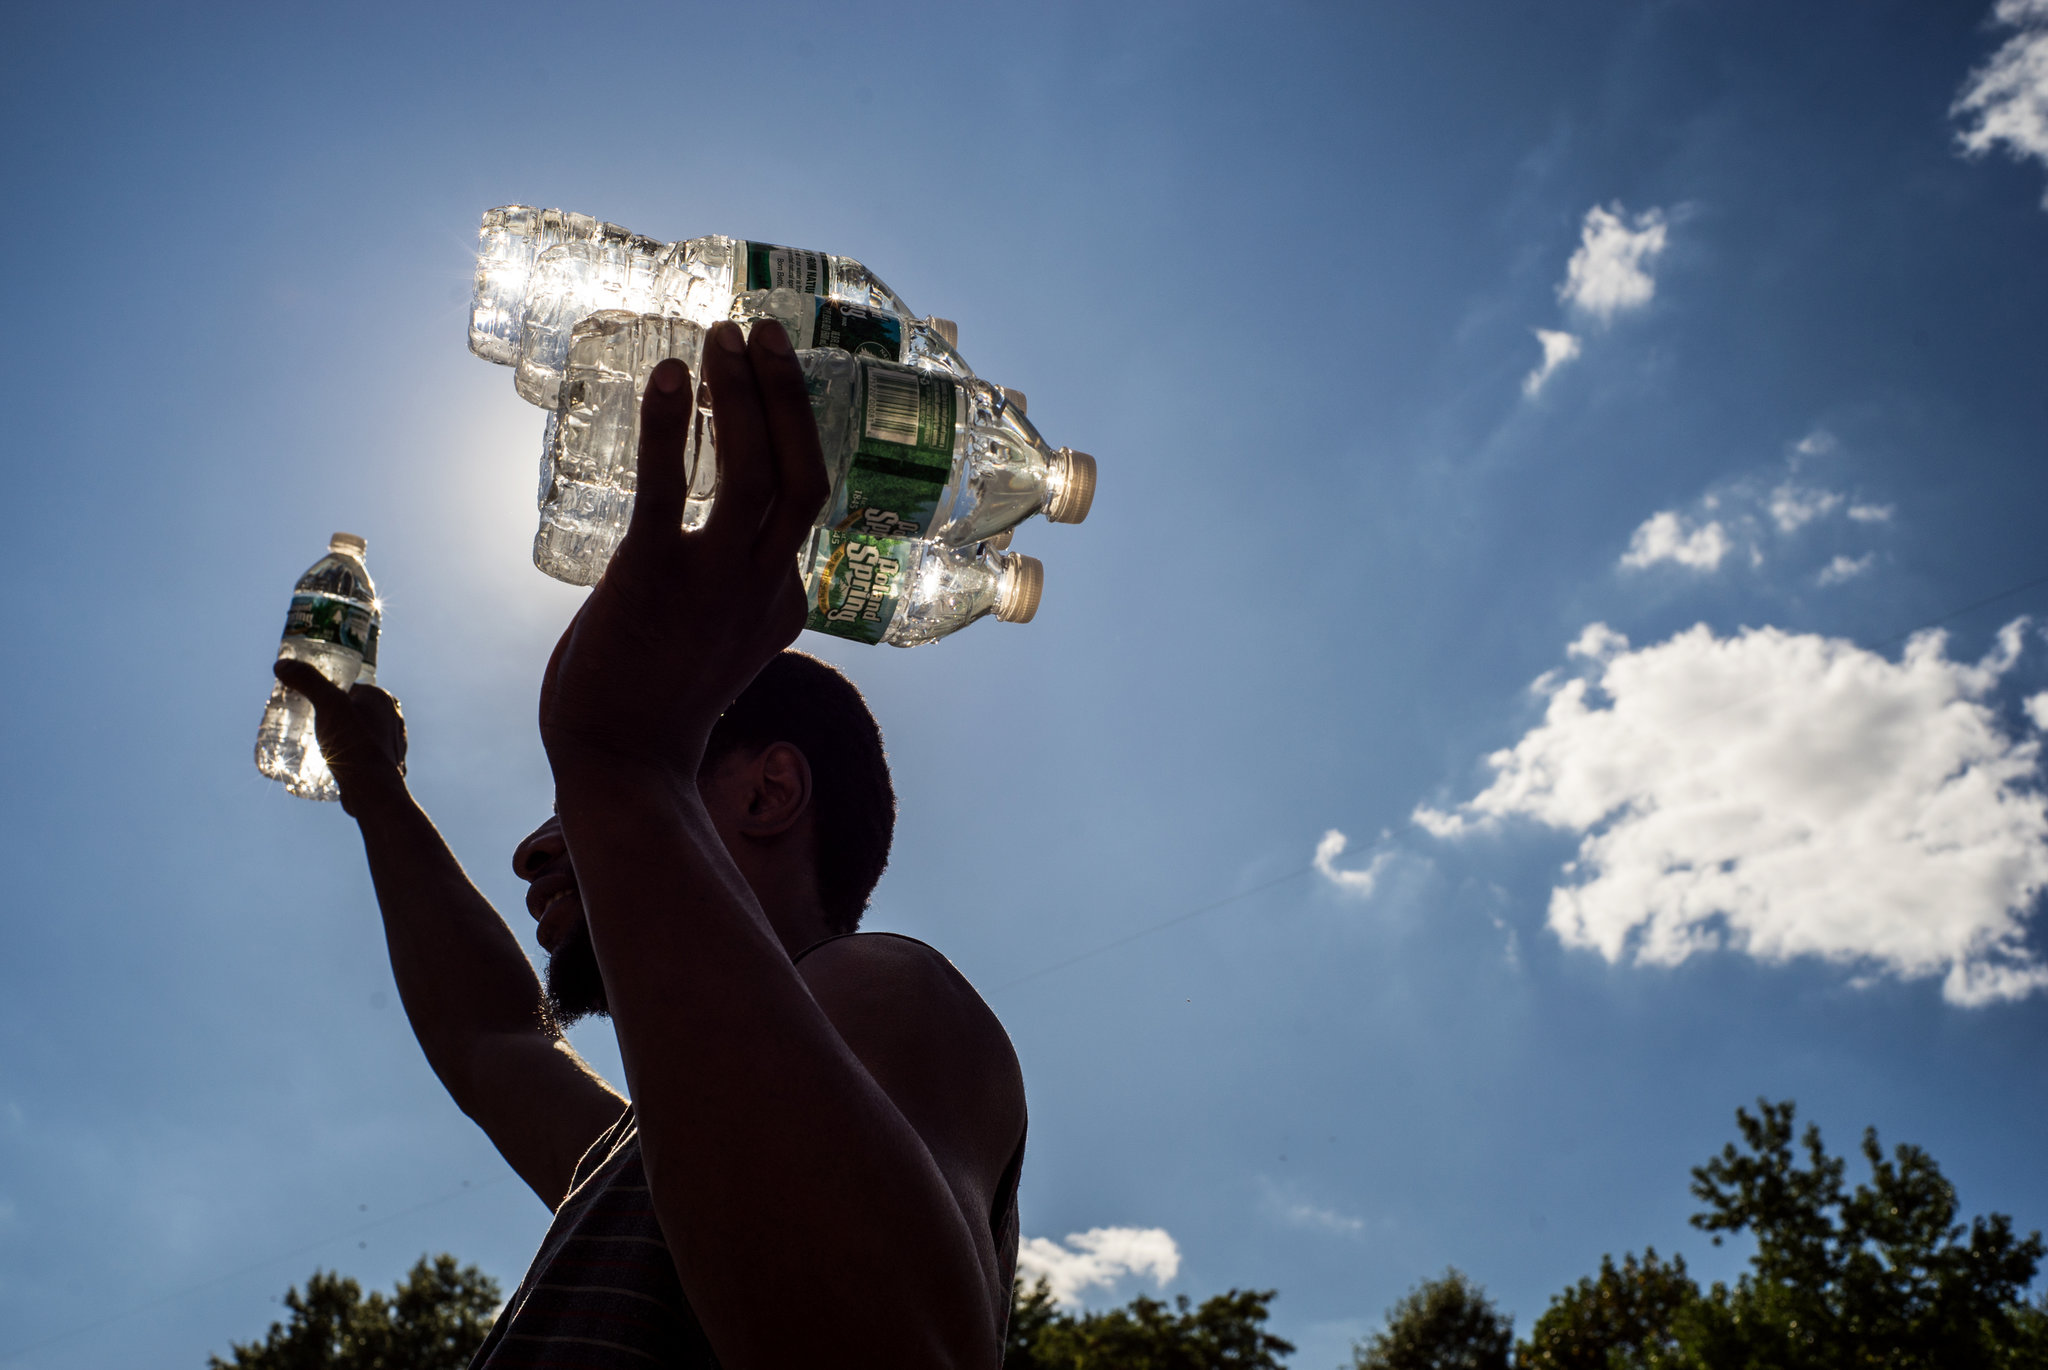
[0,1173,516,1364]
[991,864,1318,992]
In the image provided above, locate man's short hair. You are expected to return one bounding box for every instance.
[704,651,895,935]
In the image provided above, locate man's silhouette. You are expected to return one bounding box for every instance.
[277,320,1027,1369]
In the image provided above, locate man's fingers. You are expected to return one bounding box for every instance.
[627,356,698,537]
[747,322,831,564]
[274,658,354,717]
[699,321,776,549]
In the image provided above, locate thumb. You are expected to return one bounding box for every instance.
[274,658,355,717]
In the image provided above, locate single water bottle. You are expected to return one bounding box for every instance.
[802,529,1043,647]
[534,314,711,585]
[255,533,379,801]
[469,205,964,405]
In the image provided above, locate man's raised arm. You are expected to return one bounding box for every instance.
[273,661,624,1207]
[540,324,1007,1368]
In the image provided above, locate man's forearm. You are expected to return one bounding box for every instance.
[555,762,993,1368]
[351,786,554,1098]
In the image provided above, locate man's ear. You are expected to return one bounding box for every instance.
[738,741,812,837]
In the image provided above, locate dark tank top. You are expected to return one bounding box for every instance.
[469,934,1026,1369]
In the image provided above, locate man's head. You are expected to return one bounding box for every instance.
[514,651,896,1026]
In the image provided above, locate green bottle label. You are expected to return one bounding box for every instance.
[840,361,956,540]
[808,298,902,360]
[744,241,831,295]
[283,594,376,659]
[805,529,911,645]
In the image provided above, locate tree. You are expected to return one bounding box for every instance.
[1352,1268,1514,1370]
[1006,1277,1295,1370]
[1674,1099,2047,1369]
[209,1254,500,1369]
[1518,1248,1698,1370]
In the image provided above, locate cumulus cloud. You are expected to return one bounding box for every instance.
[1414,619,2048,1005]
[1017,1227,1181,1307]
[1818,553,1876,586]
[1522,329,1583,397]
[1314,829,1393,896]
[1559,203,1670,321]
[1619,511,1733,572]
[1769,482,1846,533]
[1954,0,2048,204]
[1616,433,1894,578]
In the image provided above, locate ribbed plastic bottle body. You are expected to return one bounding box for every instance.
[471,207,605,365]
[496,219,957,406]
[800,530,1025,647]
[535,313,709,586]
[255,541,378,801]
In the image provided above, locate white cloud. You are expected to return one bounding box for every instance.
[1818,553,1876,586]
[1794,430,1839,457]
[1559,203,1670,321]
[1522,329,1582,397]
[1315,829,1393,896]
[1619,511,1733,572]
[1769,482,1845,533]
[2028,692,2048,731]
[1017,1227,1180,1307]
[1414,619,2048,1005]
[1258,1178,1367,1236]
[1954,0,2048,205]
[1848,503,1895,523]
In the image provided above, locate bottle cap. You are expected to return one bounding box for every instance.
[927,317,959,349]
[1000,386,1028,416]
[996,554,1044,624]
[1046,450,1097,524]
[329,532,367,556]
[984,528,1014,552]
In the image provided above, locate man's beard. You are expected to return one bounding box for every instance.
[544,918,610,1027]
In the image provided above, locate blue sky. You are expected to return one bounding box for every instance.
[5,2,2048,1365]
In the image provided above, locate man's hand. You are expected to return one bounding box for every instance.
[538,320,831,780]
[273,660,408,817]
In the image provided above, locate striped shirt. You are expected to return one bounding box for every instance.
[470,939,1026,1368]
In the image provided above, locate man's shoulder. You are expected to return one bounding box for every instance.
[796,931,1024,1164]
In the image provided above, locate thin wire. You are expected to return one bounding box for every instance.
[0,1173,516,1364]
[990,864,1318,992]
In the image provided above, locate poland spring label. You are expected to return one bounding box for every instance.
[840,360,957,540]
[785,297,903,360]
[806,529,910,645]
[283,593,378,667]
[744,241,835,296]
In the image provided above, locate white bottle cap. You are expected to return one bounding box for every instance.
[1000,386,1028,416]
[996,554,1044,624]
[1046,450,1097,524]
[329,532,367,556]
[927,317,959,349]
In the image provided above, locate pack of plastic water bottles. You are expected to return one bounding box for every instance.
[468,206,1098,648]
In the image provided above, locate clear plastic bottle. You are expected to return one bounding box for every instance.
[534,314,1095,587]
[802,528,1043,647]
[534,313,708,586]
[255,533,379,801]
[470,204,966,406]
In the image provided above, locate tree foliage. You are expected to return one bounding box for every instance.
[1352,1268,1514,1370]
[1006,1276,1294,1369]
[1519,1248,1698,1370]
[209,1254,499,1370]
[1676,1098,2047,1369]
[1513,1099,2048,1370]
